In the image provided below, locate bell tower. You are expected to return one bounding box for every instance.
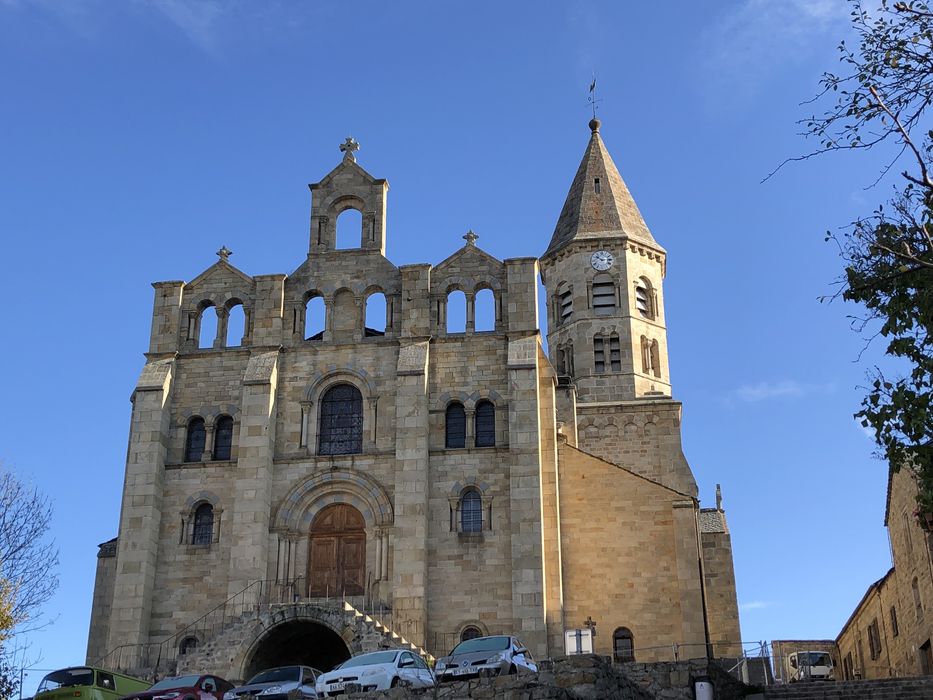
[540,118,671,403]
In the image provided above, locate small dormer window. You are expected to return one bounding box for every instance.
[594,177,601,194]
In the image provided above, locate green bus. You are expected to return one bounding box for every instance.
[34,666,150,700]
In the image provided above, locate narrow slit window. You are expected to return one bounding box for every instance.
[445,403,466,449]
[594,177,601,194]
[474,400,496,447]
[609,334,621,371]
[594,336,606,373]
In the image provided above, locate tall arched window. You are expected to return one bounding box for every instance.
[198,306,218,348]
[336,208,362,249]
[475,400,495,447]
[365,292,387,336]
[445,402,466,449]
[447,290,467,333]
[184,417,206,462]
[192,503,214,545]
[613,627,635,663]
[460,489,482,533]
[319,384,363,455]
[226,303,246,347]
[475,288,495,331]
[213,415,234,461]
[305,295,325,340]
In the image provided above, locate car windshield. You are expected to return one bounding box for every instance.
[247,667,298,684]
[337,651,399,668]
[801,652,831,667]
[150,675,201,689]
[450,636,511,655]
[37,668,95,692]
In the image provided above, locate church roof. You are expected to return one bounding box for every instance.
[543,119,659,259]
[698,508,728,534]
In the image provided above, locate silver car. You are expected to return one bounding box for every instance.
[434,635,537,682]
[222,666,321,700]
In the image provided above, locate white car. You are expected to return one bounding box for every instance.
[316,650,435,696]
[435,635,537,682]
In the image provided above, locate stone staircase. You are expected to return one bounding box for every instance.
[763,677,933,699]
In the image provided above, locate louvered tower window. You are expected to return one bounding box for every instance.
[558,288,573,323]
[592,278,616,316]
[213,415,234,460]
[185,418,206,462]
[635,278,654,319]
[460,489,482,533]
[594,336,606,373]
[609,334,621,371]
[474,400,496,447]
[445,402,466,448]
[318,384,363,455]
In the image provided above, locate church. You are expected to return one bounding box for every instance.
[86,119,741,680]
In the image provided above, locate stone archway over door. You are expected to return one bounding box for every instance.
[308,503,365,597]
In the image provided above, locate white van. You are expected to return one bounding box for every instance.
[788,650,834,681]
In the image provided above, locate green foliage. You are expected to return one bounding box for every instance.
[807,2,933,498]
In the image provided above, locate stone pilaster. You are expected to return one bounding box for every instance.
[672,500,708,651]
[393,340,430,646]
[227,350,279,597]
[105,359,174,659]
[507,336,548,657]
[148,281,184,355]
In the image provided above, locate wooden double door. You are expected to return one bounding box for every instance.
[308,503,366,597]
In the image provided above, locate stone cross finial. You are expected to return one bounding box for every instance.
[340,137,360,162]
[463,230,479,246]
[216,246,232,262]
[716,483,723,511]
[584,616,597,637]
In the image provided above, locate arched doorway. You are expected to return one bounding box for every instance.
[244,620,350,678]
[308,503,365,597]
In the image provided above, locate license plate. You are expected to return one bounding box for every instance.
[453,667,473,675]
[326,682,347,691]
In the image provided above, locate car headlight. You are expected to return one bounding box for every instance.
[223,693,236,700]
[435,661,446,671]
[154,694,180,700]
[258,686,282,695]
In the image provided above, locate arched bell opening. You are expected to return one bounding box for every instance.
[243,619,350,678]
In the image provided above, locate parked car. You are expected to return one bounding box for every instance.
[434,635,537,682]
[120,674,234,700]
[35,666,150,700]
[316,650,435,696]
[222,666,321,700]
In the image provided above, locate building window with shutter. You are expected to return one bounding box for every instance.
[634,278,655,319]
[609,333,621,371]
[594,336,606,373]
[868,618,881,660]
[318,384,363,455]
[891,605,899,637]
[475,400,495,447]
[184,417,206,462]
[445,402,466,449]
[592,275,616,316]
[213,415,234,460]
[557,286,573,324]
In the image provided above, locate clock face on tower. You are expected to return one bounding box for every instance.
[590,250,614,271]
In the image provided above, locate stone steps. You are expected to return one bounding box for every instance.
[764,676,933,699]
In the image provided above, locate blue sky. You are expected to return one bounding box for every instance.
[0,0,906,685]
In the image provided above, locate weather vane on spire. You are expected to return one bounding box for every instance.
[587,75,601,120]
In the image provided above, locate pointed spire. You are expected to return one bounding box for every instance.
[543,119,658,259]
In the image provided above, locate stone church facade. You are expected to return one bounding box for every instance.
[86,120,741,679]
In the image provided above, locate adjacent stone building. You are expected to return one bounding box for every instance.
[86,120,741,680]
[835,467,933,679]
